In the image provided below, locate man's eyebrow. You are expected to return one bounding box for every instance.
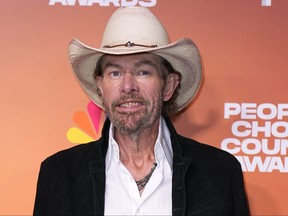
[134,59,158,70]
[102,62,122,70]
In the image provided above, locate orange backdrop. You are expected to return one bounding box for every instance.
[1,0,288,215]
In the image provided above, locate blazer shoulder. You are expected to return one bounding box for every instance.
[177,135,240,167]
[41,139,102,168]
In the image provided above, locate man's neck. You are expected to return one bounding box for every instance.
[113,119,160,183]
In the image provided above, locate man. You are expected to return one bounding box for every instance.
[34,6,249,215]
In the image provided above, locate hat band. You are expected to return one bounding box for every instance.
[103,41,158,48]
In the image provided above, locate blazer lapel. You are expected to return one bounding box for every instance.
[164,117,193,215]
[89,160,105,216]
[89,118,111,215]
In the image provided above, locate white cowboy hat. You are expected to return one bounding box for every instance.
[68,6,202,111]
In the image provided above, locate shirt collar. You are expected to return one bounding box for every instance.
[105,116,173,171]
[155,116,173,169]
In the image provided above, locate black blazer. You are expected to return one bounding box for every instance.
[34,117,250,215]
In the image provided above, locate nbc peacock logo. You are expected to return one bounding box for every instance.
[67,101,105,144]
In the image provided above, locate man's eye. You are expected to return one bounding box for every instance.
[110,71,121,77]
[138,71,150,76]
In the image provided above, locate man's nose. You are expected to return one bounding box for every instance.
[120,73,139,93]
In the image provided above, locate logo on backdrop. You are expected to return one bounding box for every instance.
[261,0,272,6]
[221,103,288,173]
[48,0,157,7]
[67,101,105,144]
[48,0,274,7]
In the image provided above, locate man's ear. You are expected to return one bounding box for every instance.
[163,73,180,101]
[95,76,103,96]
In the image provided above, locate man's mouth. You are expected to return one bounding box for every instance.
[119,101,143,108]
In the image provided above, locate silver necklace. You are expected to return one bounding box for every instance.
[135,163,157,191]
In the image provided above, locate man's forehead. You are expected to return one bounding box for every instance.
[100,53,163,66]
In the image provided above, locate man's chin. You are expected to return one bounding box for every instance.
[111,114,148,134]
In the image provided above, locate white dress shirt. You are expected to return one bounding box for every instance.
[104,117,173,215]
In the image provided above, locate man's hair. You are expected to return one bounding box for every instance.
[93,54,181,117]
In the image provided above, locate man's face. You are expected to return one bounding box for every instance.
[96,53,178,135]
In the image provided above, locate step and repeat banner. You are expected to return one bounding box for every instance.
[1,0,287,215]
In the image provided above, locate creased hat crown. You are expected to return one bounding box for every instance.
[101,7,170,48]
